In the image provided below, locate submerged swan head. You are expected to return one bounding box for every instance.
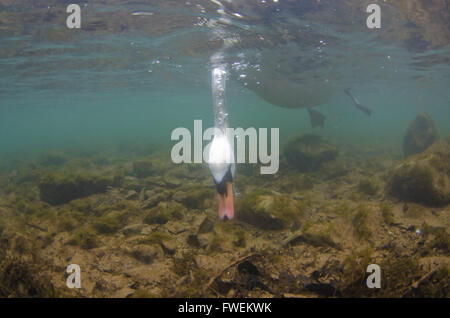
[208,134,235,220]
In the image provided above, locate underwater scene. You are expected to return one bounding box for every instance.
[0,0,449,298]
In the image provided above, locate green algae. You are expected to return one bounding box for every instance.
[143,202,185,225]
[41,232,56,248]
[358,177,380,196]
[0,256,59,297]
[142,231,171,245]
[233,229,247,248]
[69,197,94,214]
[380,203,395,225]
[180,188,215,209]
[421,222,450,255]
[352,204,371,241]
[387,140,450,206]
[405,266,449,297]
[55,210,85,232]
[207,234,223,254]
[333,200,353,219]
[92,212,127,234]
[341,249,425,297]
[68,228,99,250]
[143,210,169,225]
[132,289,158,298]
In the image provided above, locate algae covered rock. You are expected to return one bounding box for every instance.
[403,113,439,157]
[37,151,68,167]
[237,191,302,230]
[143,201,186,225]
[39,172,113,205]
[129,245,162,265]
[357,177,380,196]
[177,188,215,209]
[278,174,314,192]
[284,134,338,172]
[133,158,156,178]
[387,140,450,206]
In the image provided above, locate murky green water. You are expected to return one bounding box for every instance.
[1,0,449,157]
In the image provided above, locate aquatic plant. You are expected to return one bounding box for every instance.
[380,203,395,225]
[132,289,158,298]
[378,257,421,297]
[56,214,79,232]
[172,252,196,277]
[143,209,169,225]
[14,195,52,219]
[143,202,185,225]
[142,231,171,245]
[341,250,427,297]
[13,168,41,185]
[352,204,371,241]
[180,188,215,209]
[68,228,99,250]
[12,234,31,254]
[358,177,380,196]
[92,212,126,234]
[0,256,59,297]
[421,222,450,255]
[404,266,449,297]
[69,197,94,214]
[233,229,247,248]
[333,200,353,219]
[207,234,223,254]
[41,232,56,248]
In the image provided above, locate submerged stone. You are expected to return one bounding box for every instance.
[129,245,162,265]
[133,159,156,178]
[39,172,113,205]
[357,177,380,196]
[178,188,215,209]
[284,134,338,172]
[403,113,439,157]
[143,201,186,225]
[197,216,215,234]
[282,230,341,250]
[237,191,302,230]
[387,139,450,206]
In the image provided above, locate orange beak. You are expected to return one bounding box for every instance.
[218,181,234,220]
